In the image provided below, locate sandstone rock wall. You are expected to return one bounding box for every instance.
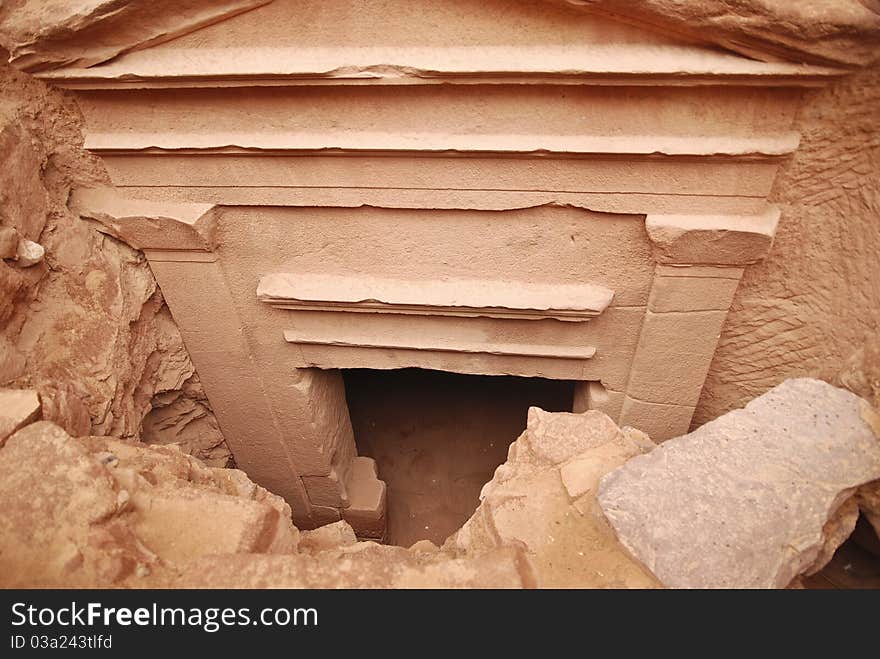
[0,61,231,465]
[696,65,880,425]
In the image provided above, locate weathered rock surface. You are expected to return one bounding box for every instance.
[0,420,293,587]
[598,378,880,589]
[0,419,533,588]
[696,66,880,426]
[0,1,271,72]
[564,1,880,67]
[446,407,661,588]
[0,61,231,464]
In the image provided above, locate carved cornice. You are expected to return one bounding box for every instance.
[645,207,780,265]
[69,186,220,252]
[36,45,845,90]
[258,273,614,322]
[82,131,801,161]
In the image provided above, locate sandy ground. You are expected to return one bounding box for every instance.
[344,368,574,546]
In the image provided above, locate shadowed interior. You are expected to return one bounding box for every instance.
[343,368,574,546]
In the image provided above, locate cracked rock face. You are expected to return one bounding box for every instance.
[0,61,231,465]
[598,378,880,589]
[555,0,880,67]
[695,65,880,426]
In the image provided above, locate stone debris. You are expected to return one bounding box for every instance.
[446,407,661,588]
[298,520,358,554]
[157,545,536,589]
[598,378,880,589]
[0,419,533,588]
[13,238,44,267]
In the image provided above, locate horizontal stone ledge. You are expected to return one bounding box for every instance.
[38,45,845,89]
[111,186,771,216]
[283,330,597,361]
[69,186,220,251]
[84,131,800,159]
[645,206,780,265]
[283,340,597,381]
[259,273,614,321]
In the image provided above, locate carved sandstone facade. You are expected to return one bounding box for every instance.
[47,0,849,535]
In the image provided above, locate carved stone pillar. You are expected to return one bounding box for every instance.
[615,209,778,438]
[71,188,385,537]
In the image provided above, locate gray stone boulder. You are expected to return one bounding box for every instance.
[598,378,880,588]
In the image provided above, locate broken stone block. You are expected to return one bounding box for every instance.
[128,488,289,563]
[0,388,41,446]
[447,407,659,588]
[70,186,219,251]
[342,456,387,541]
[522,407,623,465]
[598,378,880,589]
[0,422,132,587]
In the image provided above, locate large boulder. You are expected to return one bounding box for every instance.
[598,378,880,588]
[0,420,296,587]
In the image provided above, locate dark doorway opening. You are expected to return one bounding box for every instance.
[342,368,574,547]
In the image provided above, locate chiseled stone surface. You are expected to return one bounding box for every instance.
[446,407,661,588]
[598,378,880,589]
